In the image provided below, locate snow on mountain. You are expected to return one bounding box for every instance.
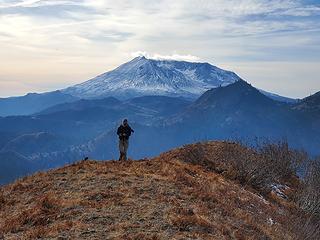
[62,56,241,99]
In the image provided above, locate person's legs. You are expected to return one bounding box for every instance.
[123,139,129,160]
[119,139,125,161]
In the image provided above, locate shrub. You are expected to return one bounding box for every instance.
[225,140,306,193]
[256,140,306,181]
[177,140,306,194]
[288,213,320,240]
[297,159,320,218]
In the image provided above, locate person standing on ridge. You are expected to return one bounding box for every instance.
[117,119,134,161]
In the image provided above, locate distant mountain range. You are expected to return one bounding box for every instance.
[0,57,318,185]
[0,90,78,116]
[0,57,296,117]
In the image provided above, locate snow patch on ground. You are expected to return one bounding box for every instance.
[271,184,289,199]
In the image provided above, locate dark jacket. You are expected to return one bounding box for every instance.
[117,124,134,140]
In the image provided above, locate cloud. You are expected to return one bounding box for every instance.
[80,30,134,42]
[0,0,96,20]
[0,0,319,97]
[0,0,84,8]
[131,51,200,61]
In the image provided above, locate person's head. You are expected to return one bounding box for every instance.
[123,119,128,126]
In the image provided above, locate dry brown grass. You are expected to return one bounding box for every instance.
[0,190,5,208]
[0,141,316,239]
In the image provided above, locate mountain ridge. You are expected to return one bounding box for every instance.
[0,91,78,117]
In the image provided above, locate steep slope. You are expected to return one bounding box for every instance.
[0,91,78,117]
[168,81,302,139]
[292,91,320,144]
[0,142,307,239]
[174,80,283,120]
[63,56,241,99]
[293,91,320,115]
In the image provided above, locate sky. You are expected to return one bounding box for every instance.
[0,0,319,98]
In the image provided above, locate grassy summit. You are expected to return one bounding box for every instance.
[0,141,318,239]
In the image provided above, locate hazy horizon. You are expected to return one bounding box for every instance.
[0,0,319,98]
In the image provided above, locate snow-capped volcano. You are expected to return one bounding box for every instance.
[63,56,241,99]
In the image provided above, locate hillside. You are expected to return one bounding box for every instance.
[0,141,313,240]
[293,91,320,116]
